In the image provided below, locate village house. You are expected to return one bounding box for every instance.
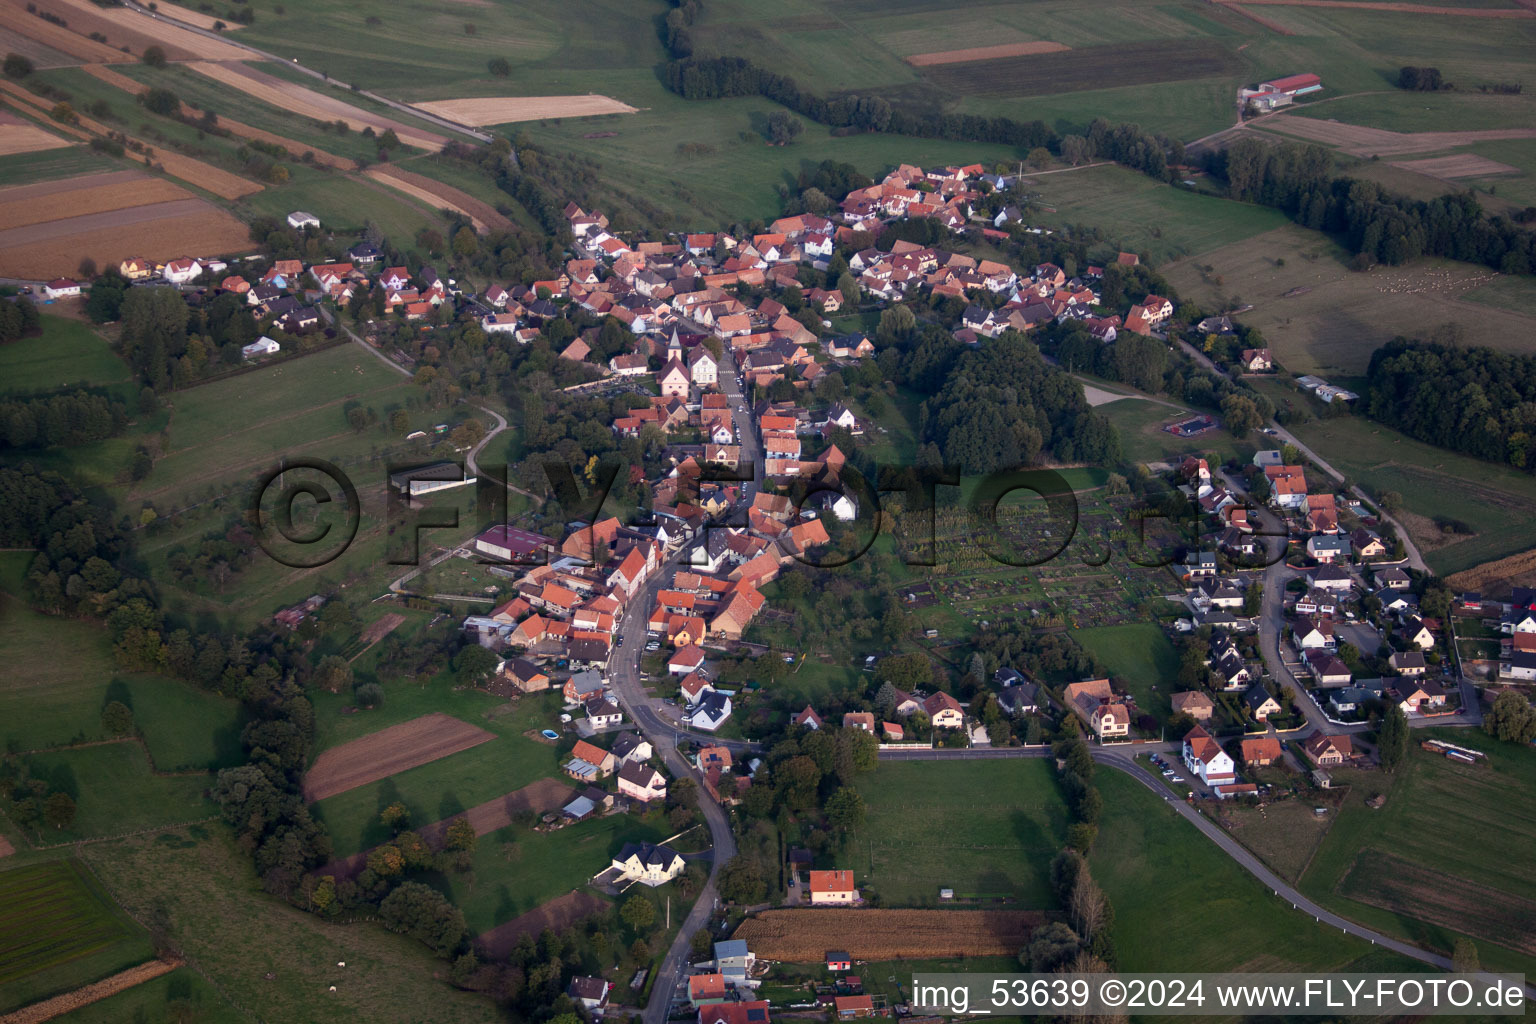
[1182,725,1236,785]
[1171,690,1214,721]
[1241,736,1283,767]
[617,761,667,803]
[1302,731,1351,766]
[568,977,610,1012]
[611,841,685,886]
[808,869,858,905]
[565,739,616,781]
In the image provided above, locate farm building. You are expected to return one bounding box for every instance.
[1242,73,1322,111]
[474,524,556,563]
[287,210,321,229]
[42,278,80,299]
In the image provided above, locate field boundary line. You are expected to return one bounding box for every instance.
[0,958,182,1024]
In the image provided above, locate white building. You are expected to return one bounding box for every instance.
[610,842,684,886]
[1182,725,1236,785]
[241,336,281,360]
[287,211,320,230]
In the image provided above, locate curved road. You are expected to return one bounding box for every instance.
[882,743,1536,990]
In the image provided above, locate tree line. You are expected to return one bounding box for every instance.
[1208,138,1536,275]
[1,390,126,449]
[1364,337,1536,470]
[0,294,41,343]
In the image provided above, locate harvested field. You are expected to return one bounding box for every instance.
[22,0,252,60]
[1232,0,1533,15]
[187,62,446,151]
[0,82,92,142]
[0,175,190,230]
[0,201,251,277]
[906,41,1071,66]
[148,0,236,32]
[921,39,1242,98]
[475,892,607,960]
[363,165,512,233]
[1257,115,1536,156]
[1,959,179,1024]
[412,95,638,126]
[78,64,356,170]
[733,909,1042,961]
[356,612,406,650]
[303,712,495,802]
[0,4,126,63]
[0,169,145,200]
[1446,546,1536,594]
[1339,853,1536,955]
[0,116,69,157]
[1389,154,1520,179]
[313,777,570,880]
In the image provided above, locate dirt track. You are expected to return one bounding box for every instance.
[906,41,1071,66]
[0,959,180,1024]
[476,892,608,959]
[303,712,495,802]
[187,62,447,151]
[412,95,638,125]
[363,165,512,233]
[1258,115,1536,155]
[312,777,570,880]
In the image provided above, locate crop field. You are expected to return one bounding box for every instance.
[302,712,496,802]
[14,0,252,61]
[838,759,1066,906]
[78,827,503,1023]
[186,62,448,151]
[1025,164,1291,266]
[1255,115,1536,156]
[0,146,123,188]
[734,909,1042,961]
[0,860,152,1016]
[1163,225,1536,375]
[414,95,638,125]
[1301,735,1536,972]
[0,172,191,229]
[0,2,128,62]
[921,39,1244,97]
[906,41,1071,65]
[40,966,243,1024]
[0,112,70,157]
[363,164,513,233]
[308,692,566,858]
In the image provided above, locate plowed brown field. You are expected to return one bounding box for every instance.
[363,165,512,232]
[0,201,252,277]
[187,62,446,151]
[0,3,127,62]
[733,909,1042,961]
[412,95,637,125]
[1390,154,1520,179]
[476,892,608,959]
[1,959,180,1024]
[303,712,495,802]
[907,41,1071,66]
[0,175,191,230]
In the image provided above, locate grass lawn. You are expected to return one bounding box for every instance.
[50,966,245,1024]
[21,742,216,841]
[1024,164,1292,266]
[234,173,447,249]
[0,559,243,767]
[837,758,1069,906]
[1163,225,1536,376]
[1211,795,1336,884]
[446,812,666,934]
[1096,395,1246,466]
[1245,380,1536,576]
[78,825,503,1023]
[1299,732,1536,974]
[309,691,569,859]
[1092,769,1381,973]
[1075,622,1178,723]
[0,859,153,1015]
[0,315,134,397]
